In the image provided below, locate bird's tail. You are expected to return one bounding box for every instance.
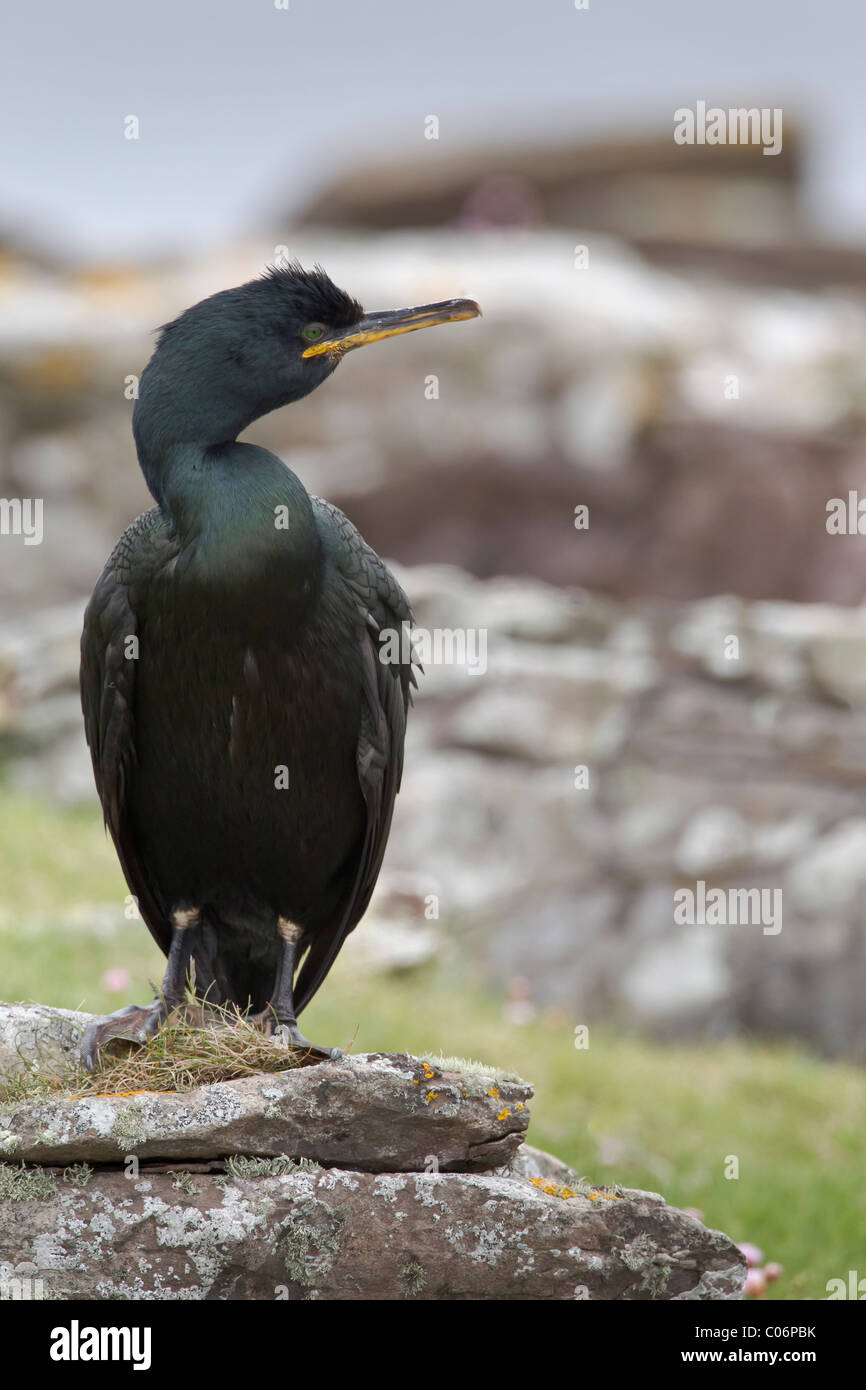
[189,904,282,1015]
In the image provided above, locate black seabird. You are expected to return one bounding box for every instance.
[79,262,480,1067]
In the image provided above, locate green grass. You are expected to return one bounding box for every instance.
[2,785,864,1301]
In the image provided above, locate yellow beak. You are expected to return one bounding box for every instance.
[302,296,482,358]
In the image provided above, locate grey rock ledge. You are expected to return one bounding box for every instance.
[0,1003,745,1300]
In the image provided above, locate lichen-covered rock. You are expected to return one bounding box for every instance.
[0,1153,745,1300]
[1,1054,531,1172]
[0,1004,90,1081]
[0,1005,745,1300]
[0,1006,530,1172]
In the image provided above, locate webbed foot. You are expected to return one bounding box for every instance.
[79,998,172,1073]
[273,1020,343,1062]
[248,1007,342,1061]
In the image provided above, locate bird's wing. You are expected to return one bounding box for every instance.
[294,496,420,1014]
[80,507,171,956]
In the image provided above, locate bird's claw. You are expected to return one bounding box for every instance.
[79,999,170,1073]
[272,1022,342,1061]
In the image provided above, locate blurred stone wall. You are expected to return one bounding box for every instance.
[4,231,866,610]
[2,229,866,1057]
[398,570,866,1061]
[3,571,866,1058]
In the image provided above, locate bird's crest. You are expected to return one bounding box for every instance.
[260,259,363,328]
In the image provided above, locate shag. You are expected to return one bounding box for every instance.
[79,262,480,1068]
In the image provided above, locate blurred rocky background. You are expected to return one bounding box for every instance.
[3,116,866,1062]
[4,0,866,1304]
[3,0,866,1067]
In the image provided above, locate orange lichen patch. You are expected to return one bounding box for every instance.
[497,1107,510,1121]
[421,1062,435,1080]
[530,1177,575,1200]
[67,1090,173,1100]
[412,1078,420,1084]
[425,1091,439,1104]
[516,1103,525,1111]
[530,1177,621,1203]
[487,1085,500,1099]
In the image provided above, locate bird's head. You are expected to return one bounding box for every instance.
[133,261,481,478]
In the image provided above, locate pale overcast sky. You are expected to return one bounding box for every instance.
[1,0,862,260]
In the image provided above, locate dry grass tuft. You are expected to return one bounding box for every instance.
[71,1002,316,1095]
[1,1000,318,1103]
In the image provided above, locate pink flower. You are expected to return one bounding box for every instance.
[738,1242,764,1268]
[101,968,132,994]
[744,1268,767,1298]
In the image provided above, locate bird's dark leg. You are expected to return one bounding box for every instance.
[268,918,342,1060]
[161,907,200,1008]
[79,908,201,1072]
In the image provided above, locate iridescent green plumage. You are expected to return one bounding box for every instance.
[79,264,478,1067]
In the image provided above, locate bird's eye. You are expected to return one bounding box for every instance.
[301,322,327,343]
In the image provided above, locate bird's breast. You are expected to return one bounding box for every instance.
[129,562,366,907]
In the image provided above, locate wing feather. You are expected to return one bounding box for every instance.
[80,508,171,956]
[293,497,417,1013]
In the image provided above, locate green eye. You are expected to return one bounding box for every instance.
[301,322,327,343]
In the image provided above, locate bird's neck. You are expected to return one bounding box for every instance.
[133,379,257,513]
[138,435,323,604]
[132,368,324,614]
